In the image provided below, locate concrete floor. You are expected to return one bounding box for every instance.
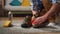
[0,17,60,34]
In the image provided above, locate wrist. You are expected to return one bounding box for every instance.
[43,14,49,19]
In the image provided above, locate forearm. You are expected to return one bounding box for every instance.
[44,3,60,18]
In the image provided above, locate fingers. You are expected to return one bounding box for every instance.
[33,19,40,25]
[33,19,43,25]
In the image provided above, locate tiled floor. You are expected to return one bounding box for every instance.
[0,17,60,34]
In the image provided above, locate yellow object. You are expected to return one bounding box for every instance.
[3,21,11,27]
[32,16,36,21]
[21,0,30,6]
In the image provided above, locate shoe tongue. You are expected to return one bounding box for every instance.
[25,16,30,18]
[26,16,28,17]
[25,16,31,21]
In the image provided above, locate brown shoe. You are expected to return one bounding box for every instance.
[21,16,32,28]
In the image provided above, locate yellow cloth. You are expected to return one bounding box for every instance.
[3,21,11,27]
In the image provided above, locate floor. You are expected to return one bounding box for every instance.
[0,17,60,34]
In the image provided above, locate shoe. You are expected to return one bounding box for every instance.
[47,23,55,26]
[21,16,32,28]
[46,23,57,29]
[33,20,49,28]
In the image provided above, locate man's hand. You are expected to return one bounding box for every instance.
[33,15,47,26]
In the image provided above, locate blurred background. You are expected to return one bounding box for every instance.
[0,0,32,17]
[0,0,2,17]
[0,0,60,34]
